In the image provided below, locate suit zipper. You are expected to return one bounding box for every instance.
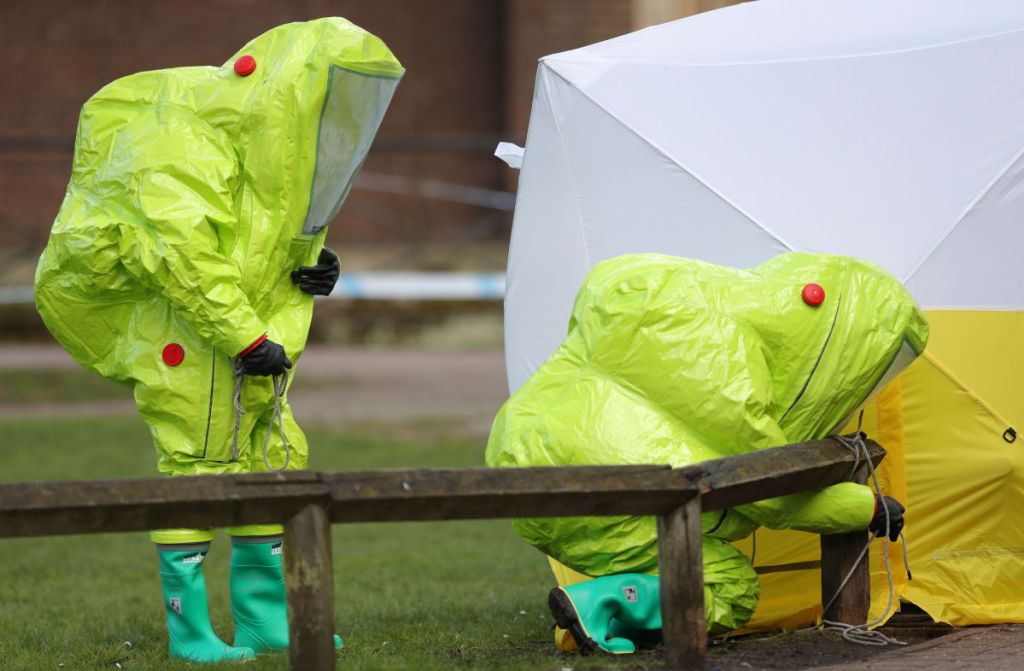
[779,293,842,426]
[201,353,216,459]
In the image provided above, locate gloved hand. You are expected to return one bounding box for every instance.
[868,495,905,541]
[291,247,340,296]
[239,338,292,377]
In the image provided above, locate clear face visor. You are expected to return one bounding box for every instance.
[302,65,400,236]
[834,338,920,433]
[867,339,920,401]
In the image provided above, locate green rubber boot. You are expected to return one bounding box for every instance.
[548,574,662,655]
[230,537,343,653]
[156,544,255,663]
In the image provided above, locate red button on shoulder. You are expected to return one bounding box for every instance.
[802,283,825,307]
[162,343,185,367]
[233,55,257,77]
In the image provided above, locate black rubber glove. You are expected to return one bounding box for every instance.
[868,495,905,541]
[239,339,292,377]
[291,247,340,296]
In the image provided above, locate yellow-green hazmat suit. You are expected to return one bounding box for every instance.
[35,19,403,543]
[485,252,928,633]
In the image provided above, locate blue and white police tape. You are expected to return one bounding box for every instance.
[0,273,506,305]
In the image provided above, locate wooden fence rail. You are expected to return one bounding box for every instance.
[0,437,884,670]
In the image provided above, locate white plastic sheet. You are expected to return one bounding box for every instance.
[505,0,1024,391]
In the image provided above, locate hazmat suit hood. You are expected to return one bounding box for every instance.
[35,19,401,475]
[82,17,403,258]
[211,19,403,237]
[673,252,929,440]
[486,252,928,602]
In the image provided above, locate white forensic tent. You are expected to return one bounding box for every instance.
[503,0,1024,629]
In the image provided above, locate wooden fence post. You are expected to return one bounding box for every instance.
[820,531,870,624]
[657,494,705,670]
[285,503,336,671]
[820,453,872,626]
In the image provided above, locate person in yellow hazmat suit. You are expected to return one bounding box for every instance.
[34,19,403,663]
[486,252,923,654]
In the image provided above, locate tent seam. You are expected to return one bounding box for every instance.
[544,24,1024,69]
[923,306,1022,312]
[919,351,1015,429]
[902,141,1024,285]
[545,65,795,254]
[541,65,594,268]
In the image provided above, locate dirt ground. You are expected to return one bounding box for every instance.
[807,624,1024,670]
[705,620,949,670]
[0,344,510,437]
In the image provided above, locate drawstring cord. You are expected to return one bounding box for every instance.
[231,360,291,473]
[264,371,292,472]
[815,417,912,646]
[231,360,245,460]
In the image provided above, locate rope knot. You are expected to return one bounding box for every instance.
[230,360,291,472]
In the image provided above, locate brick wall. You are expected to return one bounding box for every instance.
[0,0,505,252]
[504,0,634,135]
[0,0,740,259]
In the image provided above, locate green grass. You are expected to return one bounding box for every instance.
[0,368,130,404]
[0,416,664,671]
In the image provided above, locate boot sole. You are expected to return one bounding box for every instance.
[547,587,598,656]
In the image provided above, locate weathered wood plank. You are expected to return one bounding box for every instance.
[285,504,336,671]
[685,438,885,512]
[754,560,821,575]
[0,471,331,538]
[820,531,871,624]
[658,495,706,670]
[322,466,695,521]
[0,466,693,537]
[319,439,881,522]
[0,438,883,537]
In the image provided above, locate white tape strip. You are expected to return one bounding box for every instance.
[0,273,507,305]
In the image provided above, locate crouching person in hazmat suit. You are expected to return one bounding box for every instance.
[34,19,403,663]
[486,253,926,654]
